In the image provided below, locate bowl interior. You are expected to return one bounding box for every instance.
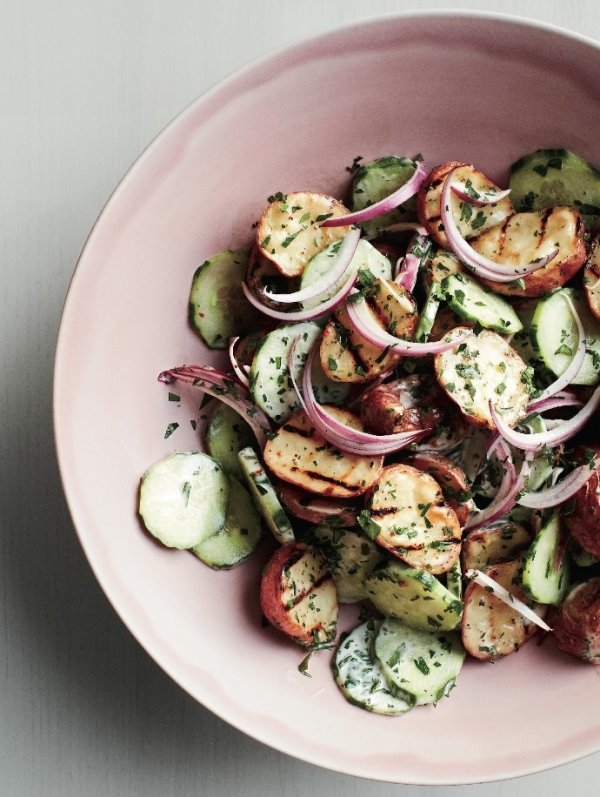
[54,12,600,785]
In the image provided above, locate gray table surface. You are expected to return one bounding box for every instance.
[2,0,600,794]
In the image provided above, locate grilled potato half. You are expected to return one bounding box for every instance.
[263,407,383,498]
[474,207,586,297]
[461,522,532,571]
[550,578,600,663]
[417,161,514,249]
[369,463,462,574]
[257,191,351,278]
[461,556,546,661]
[260,542,338,647]
[320,279,418,383]
[434,326,530,430]
[359,374,446,437]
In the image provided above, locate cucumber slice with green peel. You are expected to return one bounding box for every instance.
[374,618,465,706]
[509,149,600,228]
[139,452,229,549]
[300,239,392,313]
[189,250,260,349]
[237,447,294,544]
[530,288,600,386]
[250,322,349,423]
[522,513,569,605]
[205,404,254,479]
[569,540,600,568]
[519,416,555,492]
[441,272,523,334]
[351,156,419,238]
[446,557,463,599]
[364,561,463,632]
[332,620,413,716]
[191,478,262,569]
[306,526,384,603]
[414,283,441,342]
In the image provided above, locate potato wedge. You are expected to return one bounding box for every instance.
[549,578,600,662]
[461,556,546,660]
[461,522,532,571]
[562,444,600,557]
[369,463,462,574]
[417,161,513,248]
[320,279,418,383]
[405,452,474,527]
[584,233,600,321]
[260,542,338,647]
[263,407,383,498]
[359,374,446,437]
[276,483,358,527]
[424,247,463,288]
[256,191,350,278]
[434,326,530,430]
[475,207,586,297]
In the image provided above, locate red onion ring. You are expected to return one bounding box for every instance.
[345,291,471,357]
[526,391,583,414]
[527,296,586,403]
[321,162,428,228]
[228,336,250,388]
[465,568,552,632]
[241,272,356,322]
[490,387,600,451]
[289,341,427,456]
[451,183,512,206]
[158,365,272,447]
[441,166,558,282]
[262,228,360,304]
[394,253,419,292]
[517,460,598,509]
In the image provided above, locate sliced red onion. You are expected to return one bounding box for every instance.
[228,336,250,388]
[530,297,586,403]
[466,450,532,530]
[345,292,471,357]
[289,342,426,456]
[158,365,272,447]
[451,182,512,206]
[241,271,356,322]
[262,228,360,304]
[394,253,419,292]
[465,569,552,632]
[517,460,598,509]
[490,387,600,451]
[441,166,558,282]
[321,162,428,228]
[526,391,583,414]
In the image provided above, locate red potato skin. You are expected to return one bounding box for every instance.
[405,452,474,527]
[260,542,338,647]
[359,374,446,437]
[549,578,600,662]
[562,444,600,557]
[276,483,358,528]
[584,233,600,321]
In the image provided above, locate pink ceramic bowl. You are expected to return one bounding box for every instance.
[54,11,600,785]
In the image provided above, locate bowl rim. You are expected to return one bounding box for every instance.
[54,9,600,785]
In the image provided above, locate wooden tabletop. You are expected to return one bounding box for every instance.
[2,0,600,794]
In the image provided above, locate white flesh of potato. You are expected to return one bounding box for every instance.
[434,326,530,430]
[263,407,383,498]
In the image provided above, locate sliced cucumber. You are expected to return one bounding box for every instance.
[237,447,294,544]
[205,404,254,479]
[306,526,384,603]
[522,513,569,605]
[351,156,419,238]
[300,239,392,313]
[570,540,600,568]
[192,478,262,569]
[139,452,229,549]
[364,561,462,632]
[530,288,600,386]
[414,282,441,342]
[374,618,464,706]
[441,272,523,334]
[521,416,555,492]
[189,250,259,349]
[332,620,413,716]
[250,322,349,423]
[509,148,600,227]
